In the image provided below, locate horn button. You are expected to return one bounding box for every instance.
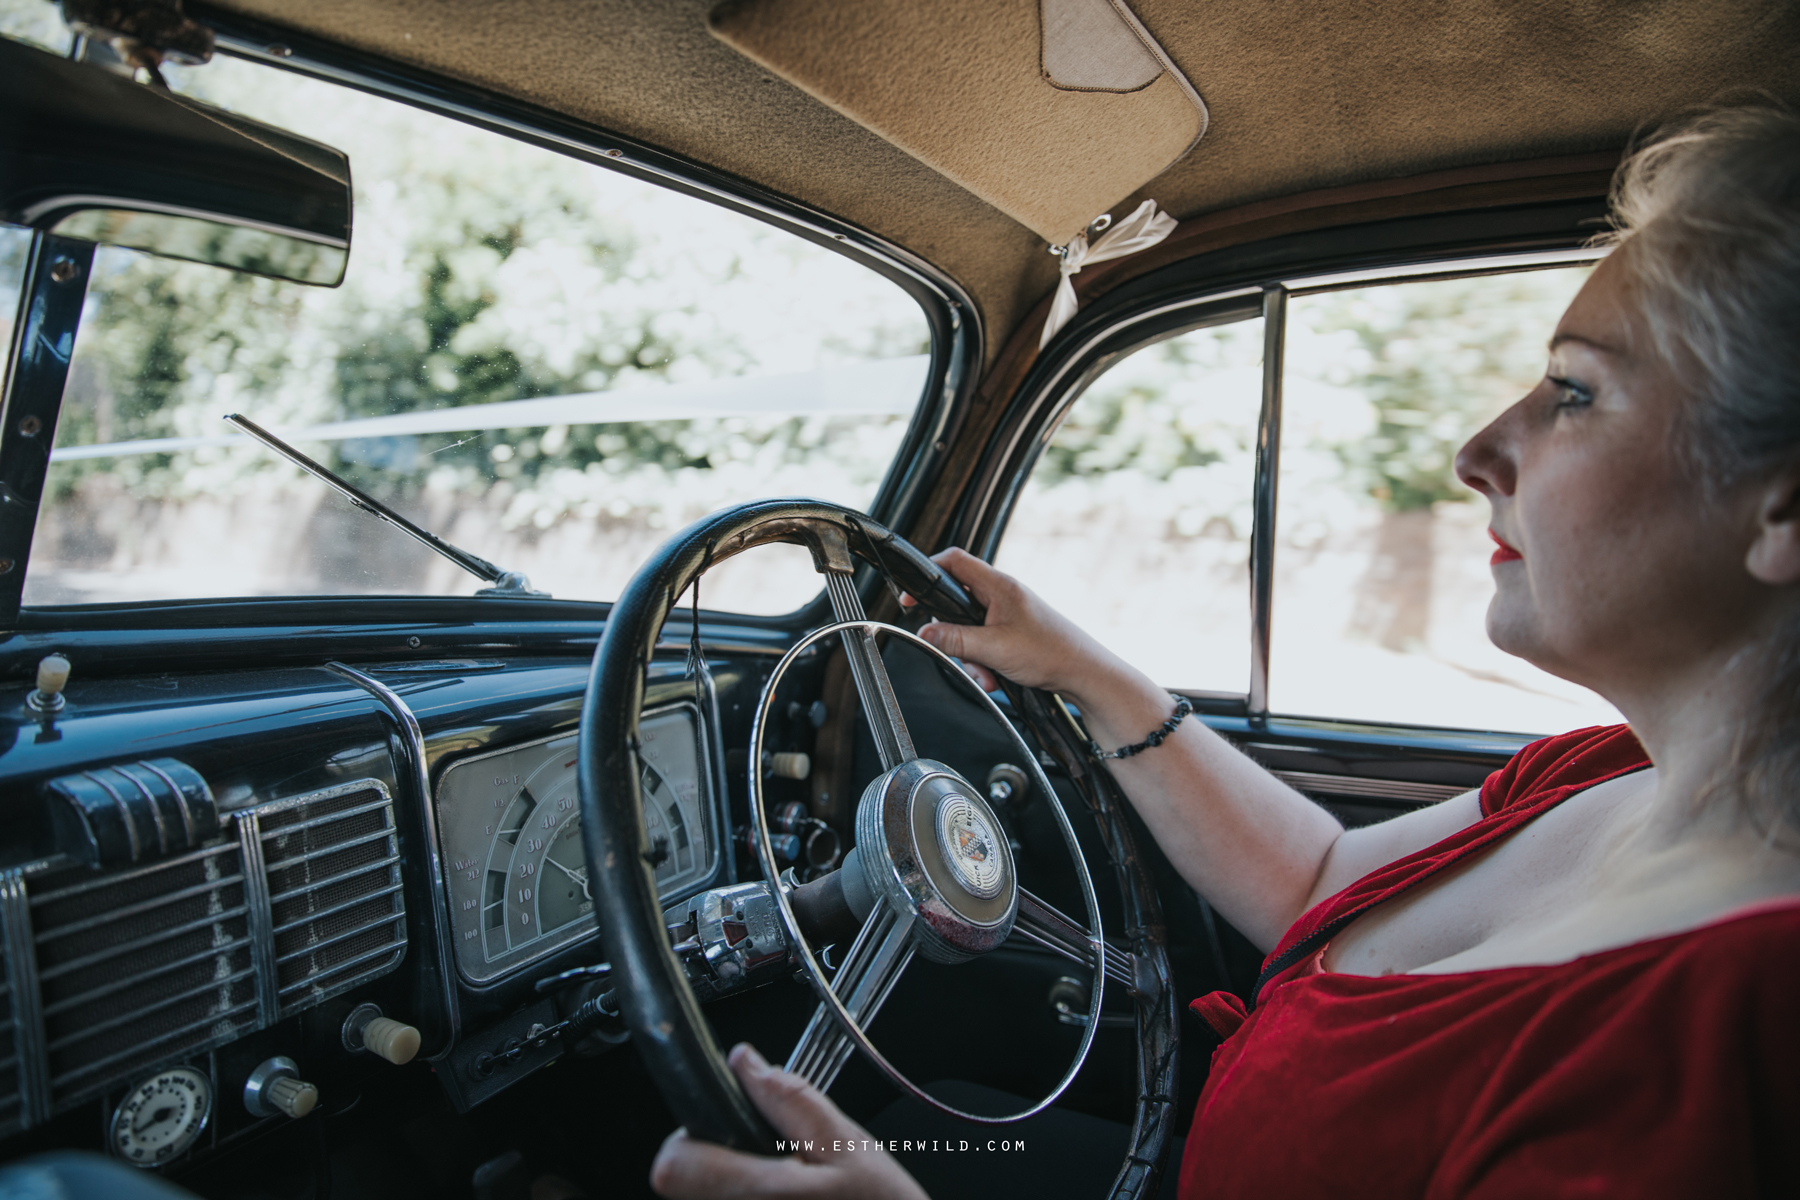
[852,759,1017,963]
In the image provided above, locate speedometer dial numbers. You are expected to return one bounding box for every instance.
[435,706,717,982]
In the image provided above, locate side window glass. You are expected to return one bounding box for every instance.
[0,225,29,378]
[1273,267,1621,732]
[996,315,1263,696]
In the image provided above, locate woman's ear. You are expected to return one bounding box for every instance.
[1746,471,1800,585]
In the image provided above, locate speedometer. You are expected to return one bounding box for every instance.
[435,705,719,982]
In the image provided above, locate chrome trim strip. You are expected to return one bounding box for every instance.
[1283,246,1608,294]
[250,779,392,817]
[1272,769,1470,805]
[80,770,143,864]
[27,843,238,902]
[267,856,403,906]
[1248,286,1288,723]
[277,942,407,998]
[325,662,461,1053]
[34,909,253,981]
[41,941,262,1017]
[236,811,280,1024]
[46,968,260,1052]
[261,827,396,870]
[32,871,249,943]
[258,795,394,838]
[114,765,171,857]
[271,883,405,934]
[139,759,197,848]
[273,912,406,965]
[0,872,48,1128]
[54,1002,260,1088]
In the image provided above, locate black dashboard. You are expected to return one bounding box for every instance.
[0,624,797,1171]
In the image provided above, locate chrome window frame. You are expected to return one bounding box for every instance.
[971,245,1610,726]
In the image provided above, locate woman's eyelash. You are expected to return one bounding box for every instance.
[1548,375,1594,407]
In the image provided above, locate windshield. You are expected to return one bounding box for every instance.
[12,46,930,612]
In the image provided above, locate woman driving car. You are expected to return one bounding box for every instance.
[650,102,1800,1199]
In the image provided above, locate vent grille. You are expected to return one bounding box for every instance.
[258,785,405,1016]
[29,844,257,1108]
[1,778,406,1125]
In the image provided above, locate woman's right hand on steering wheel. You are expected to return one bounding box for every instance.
[902,547,1131,705]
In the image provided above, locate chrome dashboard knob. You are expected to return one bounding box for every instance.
[243,1057,317,1119]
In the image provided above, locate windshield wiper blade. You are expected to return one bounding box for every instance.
[224,413,548,598]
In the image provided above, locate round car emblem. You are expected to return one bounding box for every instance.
[933,794,1005,900]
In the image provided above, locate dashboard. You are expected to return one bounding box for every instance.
[0,640,783,1169]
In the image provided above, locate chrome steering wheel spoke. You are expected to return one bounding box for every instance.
[1014,887,1134,989]
[786,903,917,1092]
[823,571,915,770]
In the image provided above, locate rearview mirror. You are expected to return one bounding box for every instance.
[0,36,352,286]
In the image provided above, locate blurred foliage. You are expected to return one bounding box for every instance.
[1033,269,1591,527]
[24,36,926,524]
[1038,320,1263,486]
[1299,271,1591,512]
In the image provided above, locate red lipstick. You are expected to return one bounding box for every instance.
[1489,529,1522,565]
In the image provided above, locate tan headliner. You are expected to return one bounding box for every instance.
[201,0,1800,365]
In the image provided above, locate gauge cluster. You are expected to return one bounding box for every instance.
[435,704,721,983]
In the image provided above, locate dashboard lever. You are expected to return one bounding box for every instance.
[532,960,612,995]
[480,991,622,1074]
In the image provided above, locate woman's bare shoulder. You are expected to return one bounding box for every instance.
[1304,790,1484,911]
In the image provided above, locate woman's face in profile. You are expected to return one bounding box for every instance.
[1454,252,1771,700]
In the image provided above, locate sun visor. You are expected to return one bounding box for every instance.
[709,0,1208,244]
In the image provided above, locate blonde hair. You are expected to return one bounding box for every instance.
[1603,103,1800,831]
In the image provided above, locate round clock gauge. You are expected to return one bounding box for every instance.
[110,1066,212,1166]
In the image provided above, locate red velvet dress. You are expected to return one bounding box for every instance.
[1177,725,1800,1199]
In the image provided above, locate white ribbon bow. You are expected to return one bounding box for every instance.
[1040,199,1179,349]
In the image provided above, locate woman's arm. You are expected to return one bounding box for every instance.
[914,549,1481,951]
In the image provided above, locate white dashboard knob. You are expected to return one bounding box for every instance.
[768,752,810,780]
[264,1075,318,1119]
[361,1016,422,1065]
[244,1056,318,1120]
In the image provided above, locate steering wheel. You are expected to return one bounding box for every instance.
[577,500,1180,1199]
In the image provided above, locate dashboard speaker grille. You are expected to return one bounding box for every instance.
[28,843,257,1108]
[257,784,405,1016]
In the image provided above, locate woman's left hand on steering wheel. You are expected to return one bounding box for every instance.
[651,1043,927,1200]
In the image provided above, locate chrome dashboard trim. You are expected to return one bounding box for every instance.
[0,870,48,1128]
[324,662,461,1056]
[234,813,279,1027]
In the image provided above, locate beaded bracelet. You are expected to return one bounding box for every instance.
[1088,695,1194,760]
